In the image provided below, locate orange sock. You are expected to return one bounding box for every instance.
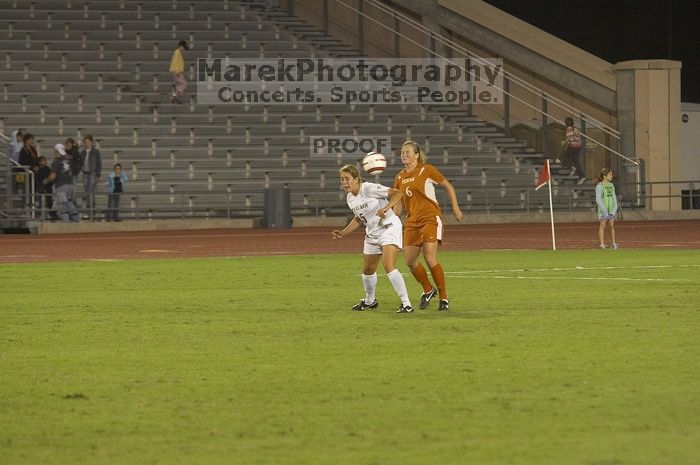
[410,263,433,293]
[429,263,447,300]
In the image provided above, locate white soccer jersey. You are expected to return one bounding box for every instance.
[346,182,399,239]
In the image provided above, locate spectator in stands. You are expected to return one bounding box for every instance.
[9,129,23,163]
[106,163,128,222]
[17,133,39,203]
[169,40,188,104]
[79,135,102,217]
[44,144,80,222]
[595,168,619,250]
[35,155,53,214]
[18,133,39,172]
[564,117,586,184]
[65,137,79,161]
[64,137,82,181]
[9,130,24,194]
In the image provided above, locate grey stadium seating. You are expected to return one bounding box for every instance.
[0,0,594,222]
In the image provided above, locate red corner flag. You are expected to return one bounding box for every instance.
[534,159,557,250]
[535,160,550,190]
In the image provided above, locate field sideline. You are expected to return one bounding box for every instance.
[2,249,699,465]
[1,220,699,263]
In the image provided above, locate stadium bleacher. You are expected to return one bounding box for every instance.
[0,0,594,222]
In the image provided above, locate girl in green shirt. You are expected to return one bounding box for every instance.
[595,168,619,250]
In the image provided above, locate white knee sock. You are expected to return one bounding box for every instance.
[387,269,411,307]
[362,273,377,303]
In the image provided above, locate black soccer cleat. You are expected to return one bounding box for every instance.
[419,287,438,309]
[351,299,378,311]
[396,304,414,313]
[437,299,450,311]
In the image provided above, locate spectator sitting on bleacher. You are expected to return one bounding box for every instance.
[78,135,102,217]
[9,129,23,163]
[44,144,80,223]
[169,40,188,104]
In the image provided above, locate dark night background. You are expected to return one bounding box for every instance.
[484,0,699,103]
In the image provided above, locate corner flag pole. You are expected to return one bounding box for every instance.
[545,160,556,251]
[535,159,557,251]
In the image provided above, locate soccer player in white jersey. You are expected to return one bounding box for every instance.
[331,165,414,313]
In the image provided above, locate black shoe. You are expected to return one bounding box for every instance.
[351,299,378,311]
[396,304,414,313]
[437,299,449,311]
[419,287,437,309]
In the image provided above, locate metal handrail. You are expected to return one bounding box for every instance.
[332,0,636,166]
[11,178,698,223]
[328,0,642,206]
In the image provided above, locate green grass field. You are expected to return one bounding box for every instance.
[2,249,699,465]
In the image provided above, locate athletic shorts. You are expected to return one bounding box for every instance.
[363,221,403,255]
[404,216,443,246]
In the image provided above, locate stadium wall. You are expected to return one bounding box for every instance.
[282,0,687,211]
[25,210,700,235]
[680,103,700,182]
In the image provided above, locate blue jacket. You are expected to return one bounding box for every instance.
[106,172,128,193]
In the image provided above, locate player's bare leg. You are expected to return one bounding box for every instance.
[609,219,619,249]
[598,221,607,248]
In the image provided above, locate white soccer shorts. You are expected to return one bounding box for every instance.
[363,222,403,255]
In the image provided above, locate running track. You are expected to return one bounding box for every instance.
[1,220,698,264]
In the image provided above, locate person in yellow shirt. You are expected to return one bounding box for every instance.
[169,40,188,103]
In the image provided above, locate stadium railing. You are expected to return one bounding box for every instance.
[1,133,36,225]
[285,0,644,206]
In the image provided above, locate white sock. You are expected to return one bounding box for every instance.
[387,269,411,307]
[362,273,377,303]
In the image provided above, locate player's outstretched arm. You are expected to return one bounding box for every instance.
[377,188,403,218]
[440,179,462,222]
[332,217,362,239]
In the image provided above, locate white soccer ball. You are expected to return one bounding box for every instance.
[362,151,387,174]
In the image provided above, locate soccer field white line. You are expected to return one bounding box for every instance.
[449,275,694,282]
[444,264,700,274]
[367,264,700,282]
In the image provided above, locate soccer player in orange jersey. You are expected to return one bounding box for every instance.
[392,141,462,311]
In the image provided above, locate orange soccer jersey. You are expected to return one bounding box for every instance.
[393,163,446,226]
